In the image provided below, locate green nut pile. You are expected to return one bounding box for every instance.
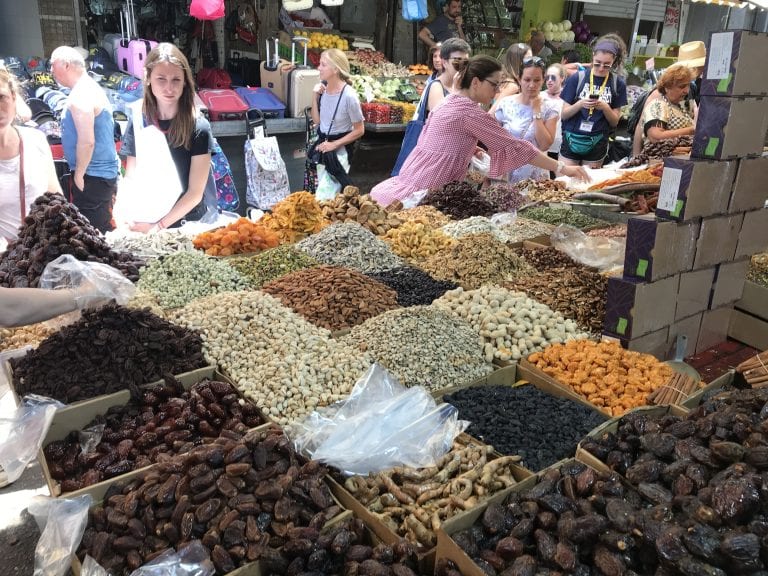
[170,291,371,425]
[519,206,610,229]
[136,251,250,309]
[340,306,493,391]
[420,233,536,290]
[441,216,513,243]
[748,253,768,288]
[296,222,404,273]
[227,245,319,288]
[434,285,589,363]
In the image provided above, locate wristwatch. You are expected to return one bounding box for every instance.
[533,112,543,120]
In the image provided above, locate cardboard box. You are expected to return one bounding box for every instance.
[735,208,768,259]
[696,306,734,353]
[616,326,670,360]
[730,155,768,213]
[656,157,736,221]
[677,268,716,320]
[681,370,734,409]
[603,275,679,339]
[736,280,768,320]
[710,259,750,309]
[728,309,768,350]
[40,367,269,498]
[623,215,699,281]
[691,96,768,160]
[668,314,703,359]
[693,213,744,269]
[701,30,768,97]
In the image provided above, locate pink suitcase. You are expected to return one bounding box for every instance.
[284,38,320,118]
[198,89,248,121]
[117,39,157,78]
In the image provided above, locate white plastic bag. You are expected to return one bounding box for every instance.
[315,147,350,202]
[113,102,183,225]
[551,224,626,272]
[80,556,108,576]
[0,395,63,486]
[401,189,429,209]
[286,364,469,476]
[30,494,92,576]
[129,541,215,576]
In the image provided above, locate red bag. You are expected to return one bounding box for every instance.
[190,0,225,20]
[197,68,232,89]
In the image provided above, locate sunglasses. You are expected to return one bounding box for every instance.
[521,57,546,69]
[450,57,468,64]
[546,74,559,82]
[592,61,613,69]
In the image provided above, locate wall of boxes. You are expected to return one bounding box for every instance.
[603,30,768,359]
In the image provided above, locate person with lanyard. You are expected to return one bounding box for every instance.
[0,66,61,242]
[559,34,628,168]
[120,43,216,232]
[306,49,364,193]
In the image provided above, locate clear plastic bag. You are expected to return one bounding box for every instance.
[286,364,468,476]
[39,254,136,327]
[490,212,518,227]
[80,556,108,576]
[551,224,626,272]
[402,189,429,209]
[29,494,92,576]
[79,423,105,454]
[129,540,215,576]
[0,395,63,486]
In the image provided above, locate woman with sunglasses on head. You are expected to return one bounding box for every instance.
[490,43,532,109]
[493,57,559,183]
[371,56,589,208]
[542,64,566,164]
[559,33,628,168]
[421,38,471,118]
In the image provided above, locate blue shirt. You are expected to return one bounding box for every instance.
[62,104,119,179]
[560,71,627,137]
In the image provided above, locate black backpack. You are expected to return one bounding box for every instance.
[626,88,652,138]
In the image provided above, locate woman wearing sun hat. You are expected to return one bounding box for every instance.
[631,40,706,156]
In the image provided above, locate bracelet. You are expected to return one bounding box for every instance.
[156,219,166,230]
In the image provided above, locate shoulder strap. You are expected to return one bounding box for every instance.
[325,84,346,136]
[15,128,25,222]
[575,70,587,98]
[416,78,433,121]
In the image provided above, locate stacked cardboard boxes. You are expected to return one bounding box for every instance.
[603,30,768,358]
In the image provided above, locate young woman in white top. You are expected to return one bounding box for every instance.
[541,63,566,161]
[0,67,61,241]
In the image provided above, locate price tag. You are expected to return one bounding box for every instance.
[707,32,733,80]
[658,167,683,212]
[645,57,655,71]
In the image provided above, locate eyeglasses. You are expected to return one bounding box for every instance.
[484,78,501,92]
[592,60,613,69]
[546,74,559,82]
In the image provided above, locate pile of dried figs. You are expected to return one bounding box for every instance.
[43,376,265,494]
[581,387,768,574]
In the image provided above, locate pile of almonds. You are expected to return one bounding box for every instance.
[262,265,399,331]
[320,186,403,236]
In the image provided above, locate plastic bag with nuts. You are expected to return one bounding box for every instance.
[286,363,469,476]
[551,224,625,272]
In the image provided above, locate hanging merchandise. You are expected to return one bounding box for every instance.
[190,0,225,20]
[116,0,158,79]
[245,111,291,211]
[402,0,428,21]
[283,0,314,12]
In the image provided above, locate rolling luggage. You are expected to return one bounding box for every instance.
[198,88,248,121]
[259,37,290,103]
[244,109,290,211]
[116,0,157,78]
[284,37,320,118]
[235,87,286,119]
[227,52,261,87]
[101,33,123,62]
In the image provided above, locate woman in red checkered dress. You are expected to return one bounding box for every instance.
[371,56,589,207]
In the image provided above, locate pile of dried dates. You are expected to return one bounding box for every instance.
[581,387,768,574]
[445,461,662,575]
[254,517,422,576]
[78,428,342,574]
[43,376,265,494]
[11,303,206,403]
[0,193,143,287]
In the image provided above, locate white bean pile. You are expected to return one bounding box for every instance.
[171,291,371,425]
[433,286,590,362]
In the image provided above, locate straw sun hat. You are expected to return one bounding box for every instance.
[677,41,706,68]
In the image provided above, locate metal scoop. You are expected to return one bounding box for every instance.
[665,335,701,381]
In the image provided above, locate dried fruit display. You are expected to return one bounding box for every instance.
[0,323,56,352]
[514,247,580,271]
[420,233,535,290]
[647,372,702,406]
[193,218,279,256]
[497,218,555,244]
[262,265,399,331]
[11,304,206,403]
[736,349,768,387]
[480,183,527,213]
[587,165,663,191]
[447,461,662,575]
[340,437,521,548]
[393,205,452,229]
[366,267,458,307]
[320,186,403,236]
[226,246,319,288]
[512,178,574,203]
[519,206,610,229]
[261,191,329,243]
[0,193,143,287]
[748,253,768,288]
[528,340,674,416]
[419,181,496,220]
[76,428,342,574]
[444,385,607,471]
[441,217,513,243]
[43,376,265,494]
[621,137,692,167]
[581,387,768,574]
[106,230,196,260]
[258,516,422,575]
[586,224,628,238]
[383,221,455,262]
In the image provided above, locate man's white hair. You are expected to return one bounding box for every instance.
[50,46,86,68]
